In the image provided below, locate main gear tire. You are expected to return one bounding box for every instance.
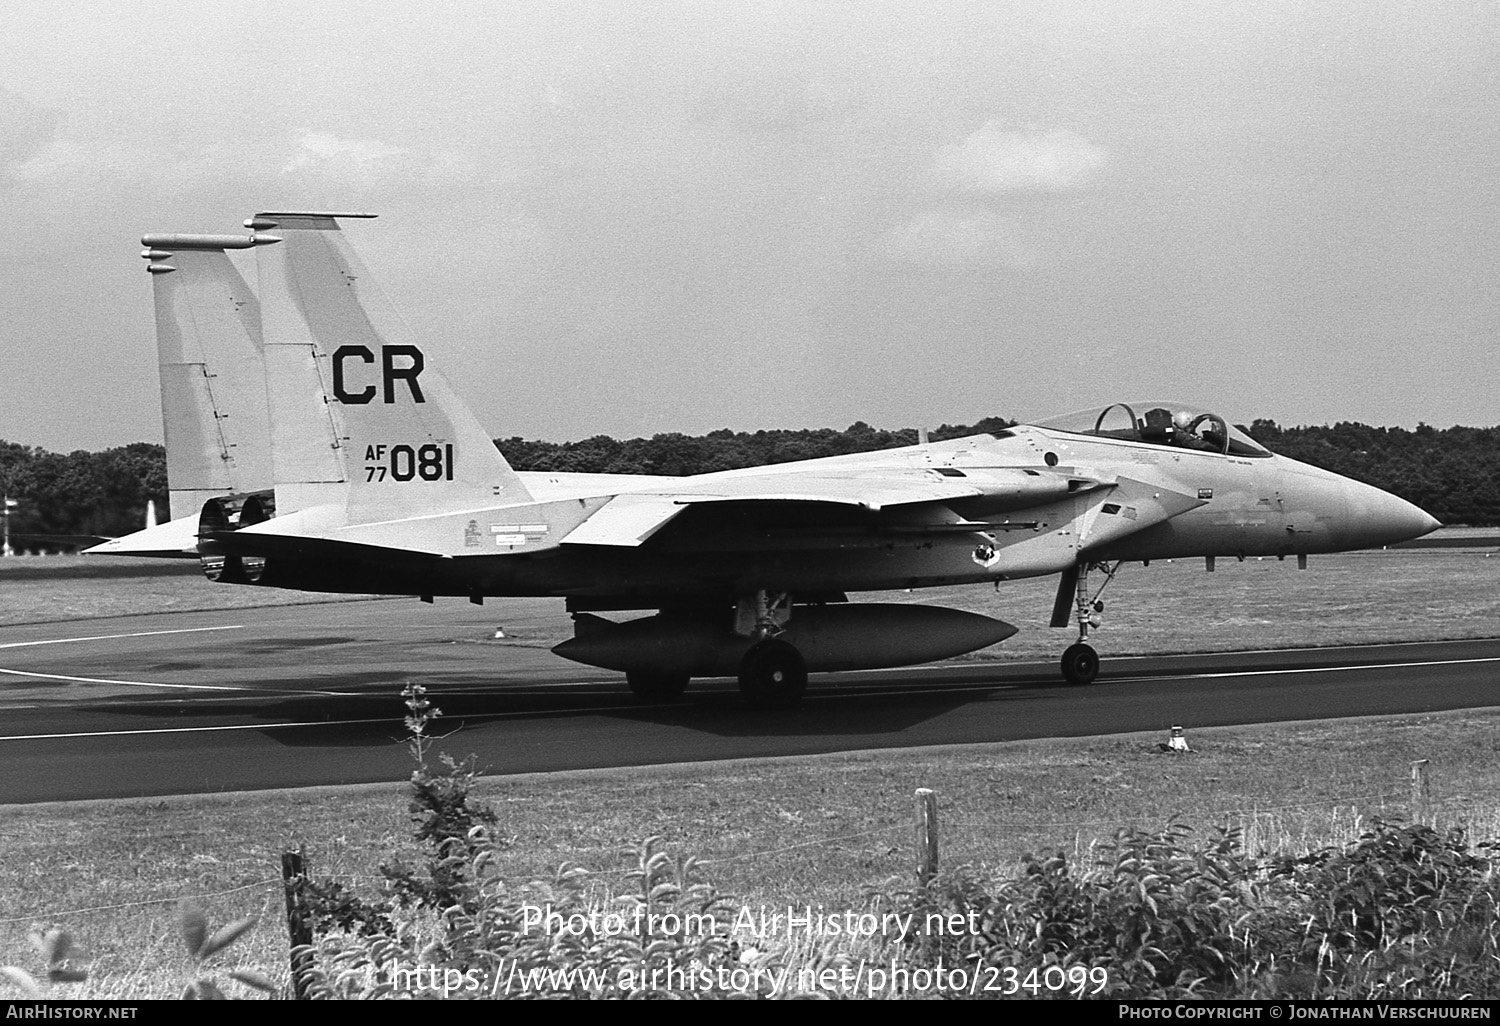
[1060,643,1100,685]
[738,638,808,710]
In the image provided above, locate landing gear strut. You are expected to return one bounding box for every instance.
[736,590,807,709]
[1058,561,1122,685]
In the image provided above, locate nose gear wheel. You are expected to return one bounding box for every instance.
[1061,642,1100,685]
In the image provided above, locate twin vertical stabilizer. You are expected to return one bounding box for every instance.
[248,212,534,523]
[92,212,532,559]
[141,233,277,517]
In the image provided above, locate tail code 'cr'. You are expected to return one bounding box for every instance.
[250,212,533,522]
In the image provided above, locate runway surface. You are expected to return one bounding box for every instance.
[2,598,1498,804]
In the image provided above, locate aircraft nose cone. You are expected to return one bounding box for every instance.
[1346,480,1441,547]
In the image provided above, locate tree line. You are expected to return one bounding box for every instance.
[495,416,1017,477]
[1245,420,1500,529]
[1,417,1494,542]
[0,441,168,543]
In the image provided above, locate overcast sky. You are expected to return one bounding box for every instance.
[2,1,1495,452]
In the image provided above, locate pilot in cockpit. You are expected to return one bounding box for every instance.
[1141,407,1175,443]
[1173,411,1221,451]
[1141,407,1216,450]
[1172,410,1195,440]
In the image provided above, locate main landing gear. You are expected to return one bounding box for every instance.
[737,591,807,710]
[1056,561,1122,685]
[739,637,807,710]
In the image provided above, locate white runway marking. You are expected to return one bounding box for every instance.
[0,704,650,741]
[1163,655,1500,681]
[780,654,1500,696]
[0,718,398,741]
[0,624,357,696]
[0,625,244,650]
[0,667,357,696]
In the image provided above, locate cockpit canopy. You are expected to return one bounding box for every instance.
[1030,402,1272,457]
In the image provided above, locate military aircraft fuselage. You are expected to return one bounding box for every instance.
[216,418,1436,605]
[1016,426,1436,563]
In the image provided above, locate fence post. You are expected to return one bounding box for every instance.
[282,849,313,999]
[914,788,939,887]
[1410,760,1431,827]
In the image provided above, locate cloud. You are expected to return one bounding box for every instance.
[8,125,475,199]
[930,123,1106,195]
[691,71,862,135]
[7,136,144,189]
[885,123,1108,270]
[279,131,413,189]
[0,87,59,182]
[884,206,1042,271]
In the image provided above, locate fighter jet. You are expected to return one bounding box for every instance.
[93,212,1440,707]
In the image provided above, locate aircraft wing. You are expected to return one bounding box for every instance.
[560,465,1128,548]
[671,473,989,509]
[559,473,989,548]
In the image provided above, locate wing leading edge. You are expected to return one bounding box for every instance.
[556,465,1186,550]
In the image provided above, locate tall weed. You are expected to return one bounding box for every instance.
[877,820,1500,999]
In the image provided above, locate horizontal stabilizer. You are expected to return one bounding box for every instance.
[84,513,201,559]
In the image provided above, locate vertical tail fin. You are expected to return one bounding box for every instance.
[141,233,278,518]
[87,232,274,559]
[249,212,532,522]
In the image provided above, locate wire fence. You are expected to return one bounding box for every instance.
[7,774,1497,928]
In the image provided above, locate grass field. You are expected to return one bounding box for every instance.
[1,544,1498,998]
[0,556,382,625]
[4,712,1498,998]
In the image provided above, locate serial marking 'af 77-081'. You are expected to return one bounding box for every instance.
[89,212,1441,708]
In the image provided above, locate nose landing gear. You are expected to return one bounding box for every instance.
[1056,561,1121,685]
